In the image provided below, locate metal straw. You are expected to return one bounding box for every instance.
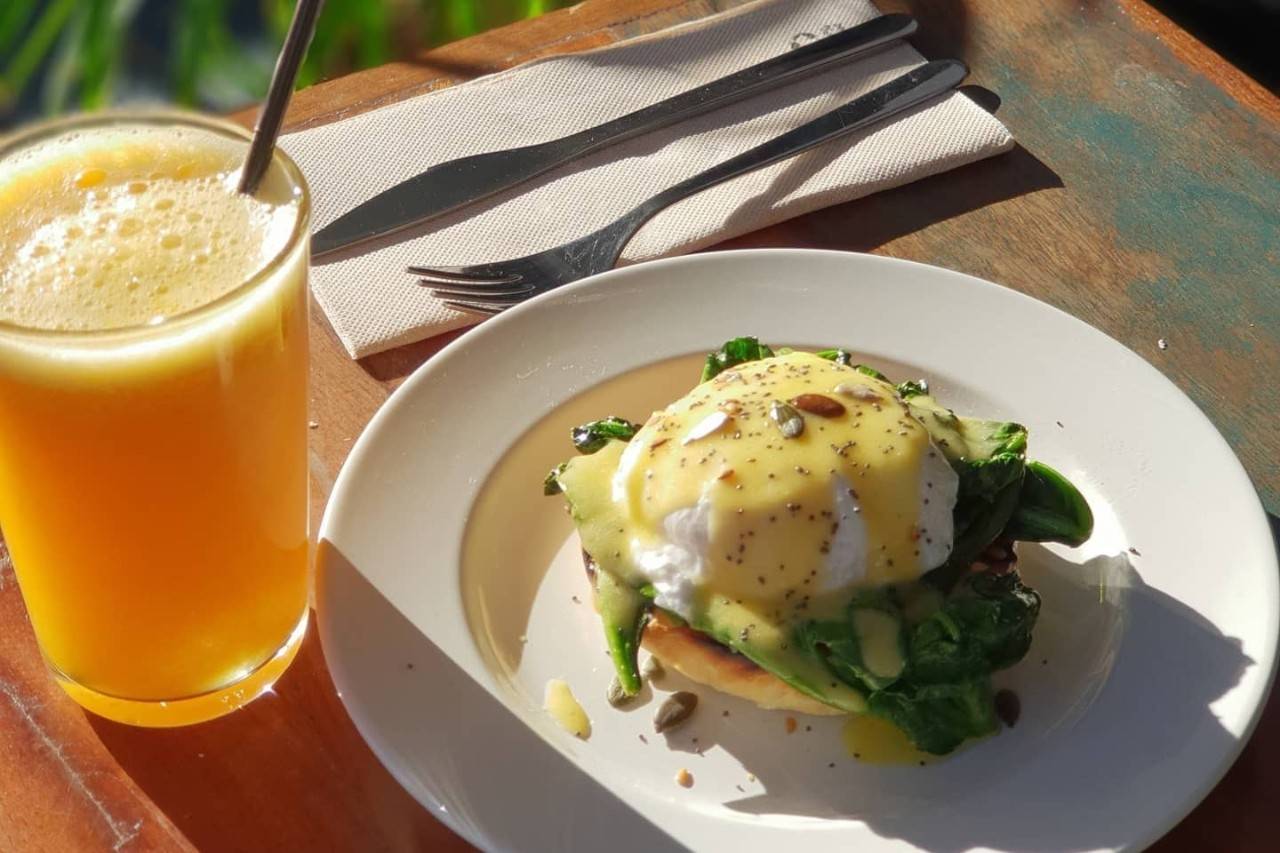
[238,0,324,195]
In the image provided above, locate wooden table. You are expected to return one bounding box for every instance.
[2,1,1277,849]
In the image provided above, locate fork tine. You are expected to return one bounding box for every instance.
[428,286,528,304]
[413,271,521,287]
[422,279,531,297]
[407,264,523,285]
[442,299,507,317]
[414,271,524,288]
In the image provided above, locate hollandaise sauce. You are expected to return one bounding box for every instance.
[842,714,938,765]
[562,352,958,625]
[544,678,591,739]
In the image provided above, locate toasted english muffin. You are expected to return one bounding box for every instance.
[641,609,843,716]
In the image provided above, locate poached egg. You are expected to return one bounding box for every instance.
[573,352,958,621]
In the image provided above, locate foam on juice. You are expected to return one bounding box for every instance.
[0,125,300,332]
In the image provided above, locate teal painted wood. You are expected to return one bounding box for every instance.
[922,1,1279,511]
[730,0,1280,512]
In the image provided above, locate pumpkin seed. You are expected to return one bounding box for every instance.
[607,676,635,708]
[769,400,804,438]
[653,691,698,733]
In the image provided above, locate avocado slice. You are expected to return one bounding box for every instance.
[593,565,646,695]
[690,597,868,713]
[558,442,651,695]
[905,393,1026,464]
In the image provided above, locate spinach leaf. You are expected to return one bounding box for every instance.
[923,421,1028,591]
[953,572,1041,670]
[896,379,929,399]
[904,608,990,684]
[571,416,640,454]
[910,572,1040,682]
[796,570,1039,754]
[1003,461,1094,547]
[867,679,998,755]
[853,364,889,382]
[955,451,1025,498]
[926,471,1024,591]
[701,337,775,381]
[987,421,1029,455]
[815,348,854,366]
[548,417,640,493]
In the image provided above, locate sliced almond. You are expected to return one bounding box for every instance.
[789,393,846,417]
[682,410,730,444]
[833,383,882,402]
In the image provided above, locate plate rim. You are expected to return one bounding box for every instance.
[316,247,1279,852]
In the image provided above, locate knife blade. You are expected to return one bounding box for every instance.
[311,13,917,259]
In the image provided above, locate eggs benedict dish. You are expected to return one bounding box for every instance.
[545,338,1093,755]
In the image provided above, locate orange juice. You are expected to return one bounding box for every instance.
[0,114,311,726]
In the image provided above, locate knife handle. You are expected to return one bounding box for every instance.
[564,14,917,157]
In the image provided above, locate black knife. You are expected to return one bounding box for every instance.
[311,14,917,258]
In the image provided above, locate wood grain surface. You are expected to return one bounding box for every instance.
[0,1,1276,850]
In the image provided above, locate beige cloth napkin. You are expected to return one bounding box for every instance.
[282,0,1013,359]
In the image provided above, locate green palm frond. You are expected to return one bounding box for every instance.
[2,0,576,121]
[44,0,147,111]
[0,1,40,58]
[0,0,77,110]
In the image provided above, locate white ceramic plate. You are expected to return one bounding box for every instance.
[316,250,1277,852]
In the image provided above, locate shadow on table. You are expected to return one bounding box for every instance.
[85,621,466,850]
[713,141,1062,255]
[358,325,469,384]
[1151,510,1280,849]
